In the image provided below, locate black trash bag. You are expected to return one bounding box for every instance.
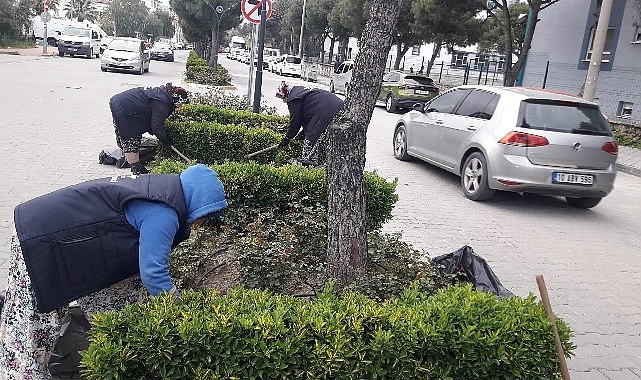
[48,306,91,379]
[98,137,158,168]
[432,245,513,299]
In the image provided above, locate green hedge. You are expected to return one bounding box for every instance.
[171,103,289,133]
[153,160,397,231]
[184,51,231,86]
[80,284,574,379]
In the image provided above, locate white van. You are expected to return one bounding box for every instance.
[329,60,354,95]
[275,54,302,77]
[31,16,75,47]
[57,24,107,58]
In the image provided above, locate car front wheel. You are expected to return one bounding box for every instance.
[565,197,602,209]
[386,93,397,113]
[461,152,495,201]
[393,125,411,161]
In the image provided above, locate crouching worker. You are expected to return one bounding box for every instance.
[276,82,344,166]
[0,164,227,379]
[110,82,190,175]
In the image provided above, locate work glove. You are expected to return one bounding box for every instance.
[279,137,290,148]
[131,161,149,175]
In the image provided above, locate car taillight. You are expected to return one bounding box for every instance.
[499,131,549,147]
[602,141,618,155]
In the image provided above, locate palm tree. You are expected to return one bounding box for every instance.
[63,0,97,22]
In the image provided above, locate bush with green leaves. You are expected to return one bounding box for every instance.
[188,87,280,115]
[152,160,397,232]
[80,284,574,380]
[170,103,288,132]
[184,51,232,86]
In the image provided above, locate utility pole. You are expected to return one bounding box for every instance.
[583,0,613,102]
[298,0,306,58]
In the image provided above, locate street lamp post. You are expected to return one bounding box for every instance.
[202,0,230,66]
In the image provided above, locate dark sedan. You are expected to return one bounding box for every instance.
[150,42,174,62]
[377,70,439,113]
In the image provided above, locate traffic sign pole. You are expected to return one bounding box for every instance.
[42,0,49,54]
[252,0,267,113]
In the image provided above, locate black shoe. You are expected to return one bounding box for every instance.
[131,162,149,175]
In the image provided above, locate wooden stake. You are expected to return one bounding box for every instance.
[536,275,571,380]
[171,145,192,163]
[244,144,280,159]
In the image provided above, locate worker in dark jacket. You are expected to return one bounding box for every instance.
[276,82,343,166]
[0,164,227,380]
[110,83,189,175]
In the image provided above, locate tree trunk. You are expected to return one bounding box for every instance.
[393,44,411,70]
[326,0,402,288]
[209,26,219,68]
[426,42,442,75]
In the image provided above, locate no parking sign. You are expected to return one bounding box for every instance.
[241,0,272,24]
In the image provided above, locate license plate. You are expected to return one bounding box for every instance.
[414,89,432,95]
[552,172,594,185]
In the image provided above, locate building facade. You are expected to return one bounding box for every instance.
[521,0,641,124]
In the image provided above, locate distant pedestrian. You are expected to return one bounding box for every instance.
[333,55,342,72]
[0,164,227,380]
[276,82,343,166]
[110,83,189,175]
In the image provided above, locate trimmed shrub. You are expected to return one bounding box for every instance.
[152,160,397,231]
[171,103,289,132]
[184,51,231,86]
[80,285,575,380]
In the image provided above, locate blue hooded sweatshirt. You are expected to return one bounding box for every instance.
[125,164,228,295]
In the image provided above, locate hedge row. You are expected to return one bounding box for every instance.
[184,51,232,86]
[80,285,574,380]
[153,159,398,231]
[171,103,289,133]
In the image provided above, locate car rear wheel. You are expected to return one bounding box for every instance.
[461,152,495,201]
[386,93,397,113]
[565,197,602,209]
[393,125,411,161]
[58,52,64,57]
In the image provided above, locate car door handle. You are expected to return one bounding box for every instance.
[435,120,443,124]
[467,126,477,131]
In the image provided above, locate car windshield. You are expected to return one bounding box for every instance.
[108,39,140,52]
[521,100,611,135]
[63,27,90,37]
[286,56,301,64]
[405,76,435,86]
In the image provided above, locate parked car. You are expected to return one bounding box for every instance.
[392,85,619,209]
[269,55,283,72]
[377,71,439,113]
[274,54,302,77]
[100,37,150,75]
[150,42,174,62]
[329,60,354,95]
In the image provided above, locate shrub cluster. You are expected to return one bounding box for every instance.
[184,51,232,86]
[80,285,575,380]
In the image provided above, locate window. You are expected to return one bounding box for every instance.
[454,90,499,120]
[585,27,615,62]
[426,88,470,114]
[617,101,633,118]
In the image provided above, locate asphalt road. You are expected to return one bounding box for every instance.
[1,51,640,379]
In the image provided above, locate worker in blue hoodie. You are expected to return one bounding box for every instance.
[276,82,344,166]
[110,82,190,175]
[0,164,227,380]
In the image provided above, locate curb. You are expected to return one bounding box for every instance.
[616,163,641,178]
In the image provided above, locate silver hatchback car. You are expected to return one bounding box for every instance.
[393,85,619,209]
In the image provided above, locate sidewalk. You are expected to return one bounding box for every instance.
[0,45,58,56]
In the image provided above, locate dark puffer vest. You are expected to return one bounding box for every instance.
[14,174,190,313]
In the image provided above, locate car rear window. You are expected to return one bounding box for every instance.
[286,57,301,64]
[521,100,611,136]
[405,76,435,86]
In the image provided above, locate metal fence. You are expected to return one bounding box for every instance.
[314,60,505,88]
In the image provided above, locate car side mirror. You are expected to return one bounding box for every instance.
[413,103,424,112]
